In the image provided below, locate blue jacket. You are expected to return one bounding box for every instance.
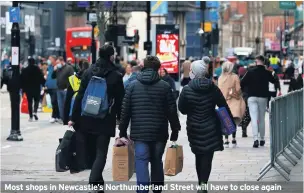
[123,72,137,89]
[45,65,57,89]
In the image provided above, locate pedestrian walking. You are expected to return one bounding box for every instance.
[160,68,176,91]
[69,44,124,191]
[119,56,181,193]
[45,55,60,123]
[267,66,281,110]
[238,66,251,137]
[288,68,303,92]
[20,58,45,121]
[52,56,74,123]
[123,65,141,89]
[181,60,191,86]
[178,60,234,191]
[218,61,245,148]
[241,55,278,148]
[122,64,132,83]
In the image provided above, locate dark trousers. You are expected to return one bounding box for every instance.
[267,91,277,108]
[9,91,20,134]
[25,91,40,118]
[134,141,167,193]
[77,132,110,186]
[195,152,214,184]
[47,89,60,119]
[225,132,236,139]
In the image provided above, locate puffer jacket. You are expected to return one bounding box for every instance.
[119,68,181,142]
[178,78,234,154]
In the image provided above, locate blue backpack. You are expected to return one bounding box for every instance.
[81,76,109,119]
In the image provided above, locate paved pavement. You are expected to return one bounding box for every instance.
[0,82,302,186]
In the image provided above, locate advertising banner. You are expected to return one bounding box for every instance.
[156,24,179,74]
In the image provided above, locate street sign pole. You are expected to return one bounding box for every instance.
[7,1,23,141]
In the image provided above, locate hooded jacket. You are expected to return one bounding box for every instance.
[71,57,124,136]
[178,78,234,154]
[20,64,45,94]
[119,68,181,142]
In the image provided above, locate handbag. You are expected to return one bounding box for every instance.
[216,107,236,135]
[21,94,29,114]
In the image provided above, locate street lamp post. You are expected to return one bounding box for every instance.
[88,3,97,64]
[7,1,23,141]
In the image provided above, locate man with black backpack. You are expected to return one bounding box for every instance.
[69,44,124,191]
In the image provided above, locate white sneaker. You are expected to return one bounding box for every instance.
[49,118,56,123]
[29,118,33,122]
[56,119,63,124]
[224,142,229,148]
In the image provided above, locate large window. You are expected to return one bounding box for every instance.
[72,31,91,38]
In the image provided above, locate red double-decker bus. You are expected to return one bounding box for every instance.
[65,27,99,63]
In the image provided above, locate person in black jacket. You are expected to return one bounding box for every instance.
[178,60,234,190]
[20,58,45,121]
[241,55,277,148]
[119,56,181,191]
[160,68,176,90]
[288,68,303,92]
[69,45,124,191]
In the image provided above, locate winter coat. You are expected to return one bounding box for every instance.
[123,72,137,89]
[218,73,246,124]
[45,65,57,90]
[119,68,181,142]
[241,65,277,98]
[51,64,74,90]
[288,76,303,92]
[178,78,235,154]
[71,57,125,137]
[20,64,45,94]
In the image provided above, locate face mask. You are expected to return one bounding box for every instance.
[57,63,62,69]
[47,60,51,65]
[189,70,195,79]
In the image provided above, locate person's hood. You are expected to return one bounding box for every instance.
[136,68,160,85]
[188,78,214,92]
[91,57,116,77]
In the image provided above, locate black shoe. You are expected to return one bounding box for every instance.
[7,133,23,141]
[260,140,265,146]
[33,113,38,121]
[242,132,248,138]
[253,140,259,148]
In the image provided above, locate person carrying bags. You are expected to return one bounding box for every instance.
[218,61,246,148]
[178,60,235,193]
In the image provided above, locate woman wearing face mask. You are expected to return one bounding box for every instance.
[288,69,303,92]
[178,60,234,192]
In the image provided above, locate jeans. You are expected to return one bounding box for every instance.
[248,97,268,141]
[25,91,40,118]
[134,141,166,193]
[195,152,214,184]
[57,89,67,120]
[47,89,60,119]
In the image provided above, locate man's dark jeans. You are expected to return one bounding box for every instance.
[134,141,166,193]
[47,89,60,119]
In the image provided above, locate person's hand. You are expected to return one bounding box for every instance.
[54,65,57,71]
[68,121,74,127]
[278,91,282,96]
[170,131,179,141]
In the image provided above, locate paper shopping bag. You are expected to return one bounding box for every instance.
[164,145,183,176]
[112,144,134,181]
[42,94,47,107]
[21,94,29,114]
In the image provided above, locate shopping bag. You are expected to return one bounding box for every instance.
[46,94,52,108]
[42,106,52,113]
[21,94,29,114]
[55,129,75,172]
[42,94,47,107]
[112,138,134,181]
[216,107,236,135]
[164,143,183,176]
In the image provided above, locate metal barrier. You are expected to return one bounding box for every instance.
[258,88,303,181]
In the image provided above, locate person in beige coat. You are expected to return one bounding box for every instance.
[218,61,245,148]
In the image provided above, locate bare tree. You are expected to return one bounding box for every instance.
[95,2,127,45]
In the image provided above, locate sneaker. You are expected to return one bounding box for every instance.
[49,118,56,123]
[232,140,237,148]
[253,140,259,148]
[29,117,33,122]
[260,140,265,147]
[224,141,229,148]
[33,113,38,121]
[242,132,248,138]
[7,133,23,141]
[56,119,63,124]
